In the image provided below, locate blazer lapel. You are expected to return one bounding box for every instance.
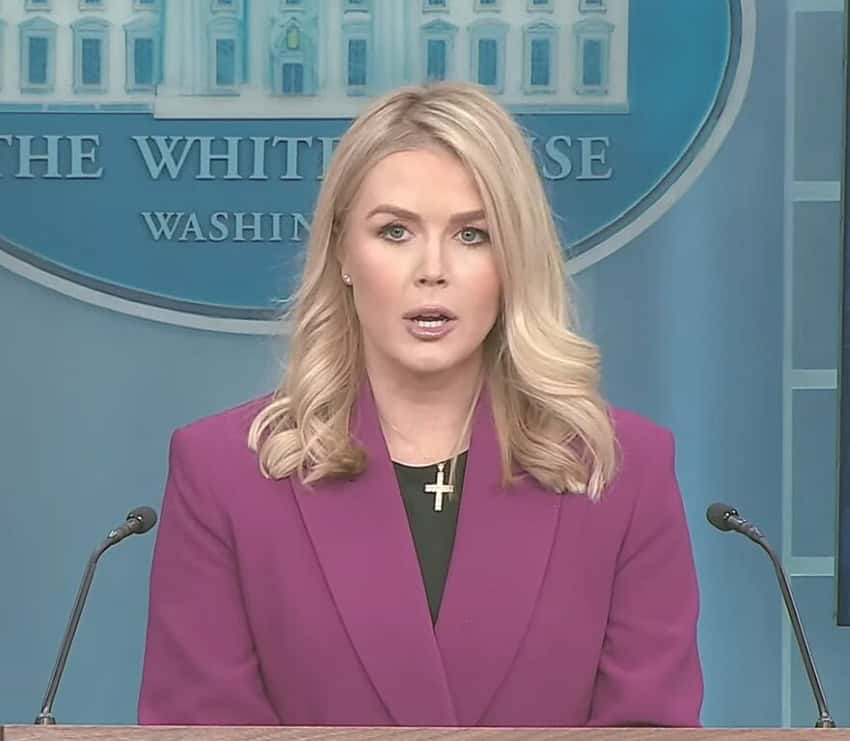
[290,378,458,726]
[435,388,563,726]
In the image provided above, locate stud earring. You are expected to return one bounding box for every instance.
[342,274,352,285]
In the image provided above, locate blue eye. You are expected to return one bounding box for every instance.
[380,223,411,242]
[458,227,489,245]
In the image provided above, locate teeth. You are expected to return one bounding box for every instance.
[414,319,446,328]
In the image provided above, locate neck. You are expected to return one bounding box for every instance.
[365,356,484,466]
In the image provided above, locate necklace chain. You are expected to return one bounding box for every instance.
[375,377,482,467]
[379,413,461,466]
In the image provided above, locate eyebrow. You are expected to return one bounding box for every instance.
[365,205,486,225]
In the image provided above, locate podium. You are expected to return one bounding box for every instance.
[2,728,849,741]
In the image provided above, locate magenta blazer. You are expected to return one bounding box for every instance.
[137,380,703,727]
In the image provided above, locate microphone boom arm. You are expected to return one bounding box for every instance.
[754,536,835,729]
[35,538,113,725]
[34,506,157,725]
[707,502,835,729]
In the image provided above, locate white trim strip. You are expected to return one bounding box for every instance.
[790,0,844,12]
[789,556,836,577]
[790,369,839,389]
[792,181,841,202]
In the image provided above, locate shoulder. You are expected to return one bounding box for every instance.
[167,394,274,477]
[609,406,675,468]
[598,405,680,513]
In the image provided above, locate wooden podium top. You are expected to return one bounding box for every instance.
[1,727,848,741]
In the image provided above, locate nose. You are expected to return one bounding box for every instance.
[416,273,447,287]
[415,235,448,287]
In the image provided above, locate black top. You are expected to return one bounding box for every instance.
[392,451,468,626]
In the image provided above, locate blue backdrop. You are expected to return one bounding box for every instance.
[1,0,848,729]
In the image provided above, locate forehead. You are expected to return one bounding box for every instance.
[354,147,484,209]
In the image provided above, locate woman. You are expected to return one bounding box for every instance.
[137,81,703,728]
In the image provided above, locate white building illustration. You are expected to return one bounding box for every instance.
[0,0,628,117]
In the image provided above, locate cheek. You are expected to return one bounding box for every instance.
[471,262,502,320]
[351,263,403,327]
[347,238,388,307]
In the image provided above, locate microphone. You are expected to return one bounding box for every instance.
[707,502,836,728]
[34,506,158,725]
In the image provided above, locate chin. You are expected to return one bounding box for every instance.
[395,348,475,377]
[398,358,455,377]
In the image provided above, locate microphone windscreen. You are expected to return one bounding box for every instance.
[706,502,737,531]
[127,506,158,534]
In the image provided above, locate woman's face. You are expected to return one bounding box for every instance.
[341,146,502,383]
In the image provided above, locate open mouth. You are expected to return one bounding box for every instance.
[409,315,453,328]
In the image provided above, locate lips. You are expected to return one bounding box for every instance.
[402,305,458,321]
[402,304,457,340]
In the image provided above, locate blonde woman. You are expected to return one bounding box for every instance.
[138,82,703,728]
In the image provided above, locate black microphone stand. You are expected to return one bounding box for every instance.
[35,508,157,725]
[708,504,836,729]
[35,535,117,725]
[753,536,836,729]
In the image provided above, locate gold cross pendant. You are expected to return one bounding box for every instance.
[424,462,454,512]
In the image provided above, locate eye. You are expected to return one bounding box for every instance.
[457,227,490,246]
[379,223,412,242]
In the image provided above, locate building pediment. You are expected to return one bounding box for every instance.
[72,17,111,32]
[20,16,57,33]
[467,17,509,33]
[422,19,458,35]
[124,15,159,32]
[574,18,615,33]
[524,19,557,33]
[207,14,240,31]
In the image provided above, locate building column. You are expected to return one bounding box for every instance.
[372,0,410,93]
[248,0,269,95]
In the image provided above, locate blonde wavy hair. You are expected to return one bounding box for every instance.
[248,81,619,499]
